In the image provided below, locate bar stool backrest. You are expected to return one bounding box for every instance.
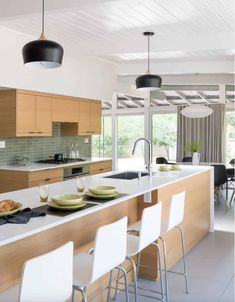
[19,241,74,302]
[91,217,127,282]
[138,202,162,252]
[167,191,186,231]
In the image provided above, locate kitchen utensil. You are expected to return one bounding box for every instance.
[54,153,63,162]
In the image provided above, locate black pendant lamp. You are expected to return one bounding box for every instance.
[136,32,162,91]
[22,0,64,69]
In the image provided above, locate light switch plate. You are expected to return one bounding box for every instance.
[84,138,89,144]
[0,141,5,149]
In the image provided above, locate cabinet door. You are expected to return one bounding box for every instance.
[35,96,52,135]
[16,94,36,135]
[78,101,91,134]
[52,98,78,122]
[90,102,101,134]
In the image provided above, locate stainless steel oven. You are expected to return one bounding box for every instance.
[63,165,89,180]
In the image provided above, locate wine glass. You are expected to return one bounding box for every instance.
[39,184,50,202]
[76,177,85,193]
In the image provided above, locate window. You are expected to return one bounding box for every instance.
[117,115,145,170]
[152,113,177,161]
[225,111,235,163]
[92,116,112,158]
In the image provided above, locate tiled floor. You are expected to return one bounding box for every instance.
[115,197,235,302]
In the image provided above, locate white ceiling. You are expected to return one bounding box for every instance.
[0,0,234,76]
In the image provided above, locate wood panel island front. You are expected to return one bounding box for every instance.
[0,165,213,301]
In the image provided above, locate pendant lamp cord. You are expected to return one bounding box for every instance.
[42,0,45,34]
[147,35,150,74]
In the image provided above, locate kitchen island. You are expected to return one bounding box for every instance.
[0,165,213,301]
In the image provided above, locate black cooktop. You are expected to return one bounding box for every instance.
[37,158,86,165]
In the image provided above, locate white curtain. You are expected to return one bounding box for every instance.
[177,104,225,163]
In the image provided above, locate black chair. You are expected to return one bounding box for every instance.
[156,157,168,164]
[211,164,228,204]
[182,157,192,162]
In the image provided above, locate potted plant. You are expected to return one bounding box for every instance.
[183,141,202,165]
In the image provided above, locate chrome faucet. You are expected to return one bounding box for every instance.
[132,137,152,176]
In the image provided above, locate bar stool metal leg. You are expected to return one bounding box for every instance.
[152,243,165,302]
[136,252,141,277]
[159,236,169,302]
[127,256,138,302]
[175,226,189,294]
[113,266,121,300]
[117,266,130,302]
[107,269,113,302]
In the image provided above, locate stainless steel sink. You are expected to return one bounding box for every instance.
[103,171,149,180]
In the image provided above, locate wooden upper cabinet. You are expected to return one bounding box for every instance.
[16,94,52,136]
[78,101,91,134]
[0,89,101,137]
[52,98,78,122]
[35,96,52,135]
[78,101,101,135]
[16,94,36,135]
[90,102,101,134]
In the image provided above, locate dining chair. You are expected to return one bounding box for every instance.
[211,164,228,204]
[156,157,168,164]
[182,157,192,162]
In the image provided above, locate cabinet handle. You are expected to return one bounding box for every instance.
[29,131,35,134]
[44,178,51,181]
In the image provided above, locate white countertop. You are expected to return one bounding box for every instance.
[0,158,112,172]
[0,165,212,246]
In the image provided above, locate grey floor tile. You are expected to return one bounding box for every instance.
[114,205,235,302]
[219,276,235,302]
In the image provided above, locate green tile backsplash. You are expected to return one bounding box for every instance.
[0,123,91,165]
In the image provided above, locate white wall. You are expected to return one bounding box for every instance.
[0,26,118,100]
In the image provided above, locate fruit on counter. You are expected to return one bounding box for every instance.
[159,165,171,171]
[170,165,181,171]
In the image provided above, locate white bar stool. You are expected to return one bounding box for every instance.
[72,217,128,302]
[159,191,189,302]
[0,242,74,302]
[128,191,189,302]
[114,202,165,302]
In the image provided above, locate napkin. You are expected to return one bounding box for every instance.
[0,207,46,226]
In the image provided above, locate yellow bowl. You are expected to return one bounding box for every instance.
[88,186,116,195]
[51,194,83,206]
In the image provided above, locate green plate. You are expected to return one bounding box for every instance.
[86,191,120,199]
[51,194,83,206]
[0,202,22,217]
[48,201,87,211]
[88,186,117,195]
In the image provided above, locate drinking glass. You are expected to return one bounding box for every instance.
[76,177,85,193]
[39,184,50,202]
